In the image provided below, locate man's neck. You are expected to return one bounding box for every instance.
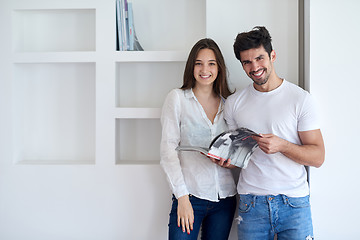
[253,76,283,92]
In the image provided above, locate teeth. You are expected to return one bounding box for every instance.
[201,75,211,78]
[253,70,263,77]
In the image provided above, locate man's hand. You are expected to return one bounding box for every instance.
[177,195,194,234]
[252,130,325,168]
[252,133,286,154]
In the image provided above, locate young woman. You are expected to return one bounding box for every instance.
[160,38,237,240]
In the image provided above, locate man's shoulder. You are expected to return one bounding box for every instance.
[280,80,312,102]
[283,80,309,95]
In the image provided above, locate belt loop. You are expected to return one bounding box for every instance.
[252,195,256,207]
[281,194,288,205]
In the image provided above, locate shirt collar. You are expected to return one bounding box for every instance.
[184,88,225,104]
[184,88,195,99]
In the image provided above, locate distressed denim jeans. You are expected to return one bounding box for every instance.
[237,194,314,240]
[168,195,236,240]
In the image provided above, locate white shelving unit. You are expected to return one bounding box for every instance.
[10,0,206,165]
[11,5,97,165]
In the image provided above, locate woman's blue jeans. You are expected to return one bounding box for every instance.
[237,194,314,240]
[168,195,236,240]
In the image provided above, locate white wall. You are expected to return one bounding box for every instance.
[206,0,299,90]
[2,0,357,239]
[309,0,360,239]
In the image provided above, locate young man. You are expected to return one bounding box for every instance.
[223,26,325,239]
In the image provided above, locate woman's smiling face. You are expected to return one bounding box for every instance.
[193,48,218,88]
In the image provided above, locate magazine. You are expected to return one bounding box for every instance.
[175,127,261,168]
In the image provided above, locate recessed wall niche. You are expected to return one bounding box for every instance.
[13,9,96,52]
[13,63,96,164]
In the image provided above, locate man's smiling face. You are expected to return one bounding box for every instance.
[240,45,276,87]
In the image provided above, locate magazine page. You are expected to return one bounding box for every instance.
[208,128,259,168]
[175,128,260,168]
[175,146,209,156]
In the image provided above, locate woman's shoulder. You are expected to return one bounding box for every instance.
[163,88,187,107]
[166,88,194,100]
[165,88,183,100]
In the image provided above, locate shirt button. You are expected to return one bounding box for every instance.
[268,197,273,201]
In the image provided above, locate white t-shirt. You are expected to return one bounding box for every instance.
[224,80,320,197]
[160,88,237,201]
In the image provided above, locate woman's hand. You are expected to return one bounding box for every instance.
[177,195,194,234]
[209,156,237,168]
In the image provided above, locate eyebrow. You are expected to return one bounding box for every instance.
[195,59,217,62]
[241,54,265,63]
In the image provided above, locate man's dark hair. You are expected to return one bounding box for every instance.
[233,26,273,61]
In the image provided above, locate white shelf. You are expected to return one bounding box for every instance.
[12,51,187,63]
[115,160,159,165]
[114,51,188,62]
[16,159,94,165]
[12,52,97,63]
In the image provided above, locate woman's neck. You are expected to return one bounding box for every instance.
[192,85,220,124]
[192,85,216,100]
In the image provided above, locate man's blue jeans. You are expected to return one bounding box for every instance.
[168,195,236,240]
[237,194,314,240]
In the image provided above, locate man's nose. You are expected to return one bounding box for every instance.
[250,62,260,72]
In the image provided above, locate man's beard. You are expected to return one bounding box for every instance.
[250,68,269,86]
[253,75,269,85]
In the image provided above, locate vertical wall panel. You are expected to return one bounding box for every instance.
[309,0,360,239]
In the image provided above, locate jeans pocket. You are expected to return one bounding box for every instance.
[238,195,254,213]
[287,196,310,208]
